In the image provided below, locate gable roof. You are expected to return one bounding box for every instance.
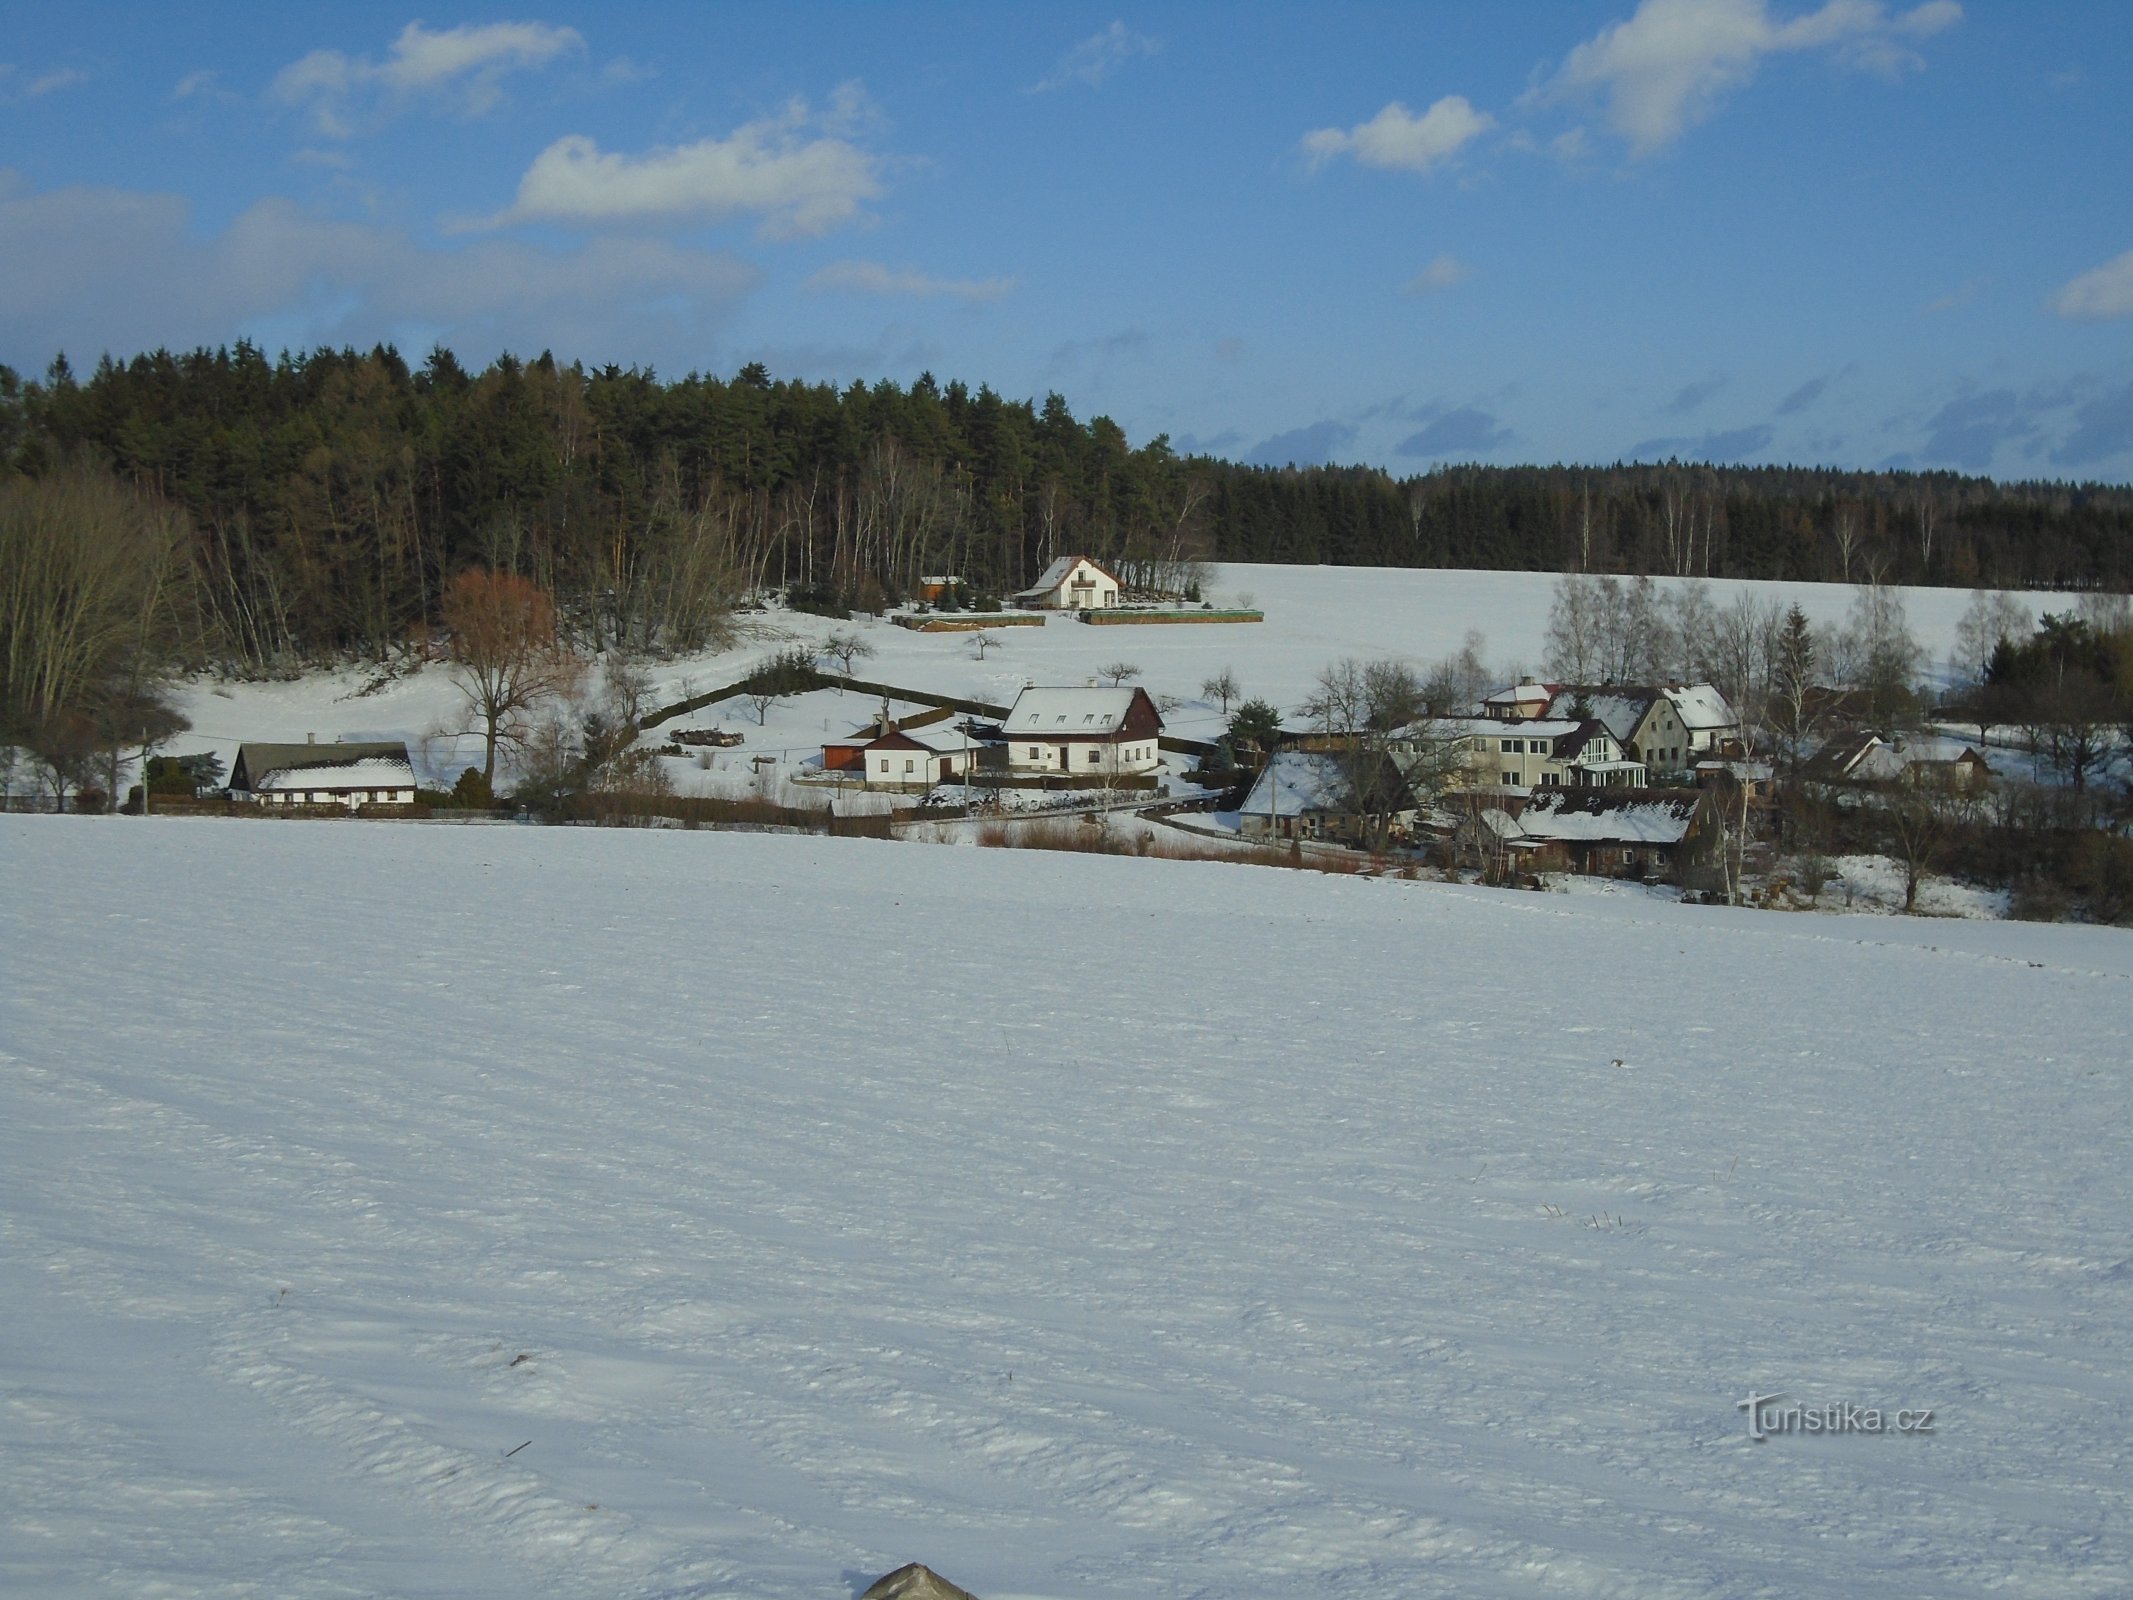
[1003,685,1160,737]
[1660,683,1739,730]
[1241,749,1414,818]
[254,756,416,792]
[1482,680,1561,707]
[865,728,958,756]
[233,740,412,791]
[1014,555,1122,597]
[1514,788,1704,845]
[1544,689,1657,745]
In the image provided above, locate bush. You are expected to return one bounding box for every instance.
[451,767,494,808]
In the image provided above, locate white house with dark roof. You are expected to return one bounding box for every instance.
[1002,685,1163,777]
[230,739,417,808]
[1012,556,1122,610]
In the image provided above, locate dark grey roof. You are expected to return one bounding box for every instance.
[233,740,412,791]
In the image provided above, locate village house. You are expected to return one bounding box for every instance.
[1478,677,1562,721]
[1011,555,1123,611]
[1390,716,1649,795]
[1001,684,1164,779]
[1505,787,1713,878]
[230,738,417,809]
[1541,683,1741,775]
[1804,731,1993,791]
[861,728,966,791]
[1239,749,1417,846]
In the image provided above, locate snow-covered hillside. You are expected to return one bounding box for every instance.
[158,564,2078,792]
[5,816,2128,1598]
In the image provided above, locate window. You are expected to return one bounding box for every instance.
[1502,770,1519,786]
[1028,746,1041,759]
[1535,741,1551,756]
[903,759,915,774]
[1501,738,1521,753]
[1088,749,1101,764]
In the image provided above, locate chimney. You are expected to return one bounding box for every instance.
[306,731,316,744]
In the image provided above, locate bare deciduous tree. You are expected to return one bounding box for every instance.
[1201,667,1241,715]
[442,568,583,785]
[820,628,875,680]
[1098,661,1141,687]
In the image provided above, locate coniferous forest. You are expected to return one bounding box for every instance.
[4,342,2132,683]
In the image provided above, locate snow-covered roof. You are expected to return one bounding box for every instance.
[1482,680,1559,706]
[1240,751,1352,818]
[866,728,961,756]
[1422,716,1588,742]
[255,757,416,792]
[235,739,412,792]
[1544,690,1655,744]
[1660,683,1739,731]
[1004,685,1142,735]
[1852,735,1985,781]
[1514,790,1701,845]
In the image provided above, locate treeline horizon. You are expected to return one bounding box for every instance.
[3,341,2130,671]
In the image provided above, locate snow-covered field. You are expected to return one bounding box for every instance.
[5,816,2129,1598]
[159,564,2077,794]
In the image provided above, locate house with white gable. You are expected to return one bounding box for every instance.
[230,739,417,809]
[861,727,967,791]
[1012,555,1122,611]
[1001,684,1164,779]
[1541,683,1741,776]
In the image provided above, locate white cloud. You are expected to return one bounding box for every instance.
[0,172,757,365]
[1303,96,1494,174]
[1402,254,1470,296]
[272,20,583,137]
[478,93,883,239]
[1541,0,1961,156]
[1031,21,1161,93]
[1,63,88,102]
[805,261,1016,302]
[2049,249,2133,322]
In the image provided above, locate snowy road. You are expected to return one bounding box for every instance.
[4,816,2129,1597]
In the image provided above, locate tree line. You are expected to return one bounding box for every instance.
[6,342,2133,801]
[5,344,2131,668]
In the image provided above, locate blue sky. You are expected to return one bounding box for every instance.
[2,2,2129,480]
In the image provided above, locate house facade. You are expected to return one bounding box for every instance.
[1392,717,1649,794]
[1001,685,1163,777]
[862,729,965,791]
[1012,556,1122,611]
[230,740,418,808]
